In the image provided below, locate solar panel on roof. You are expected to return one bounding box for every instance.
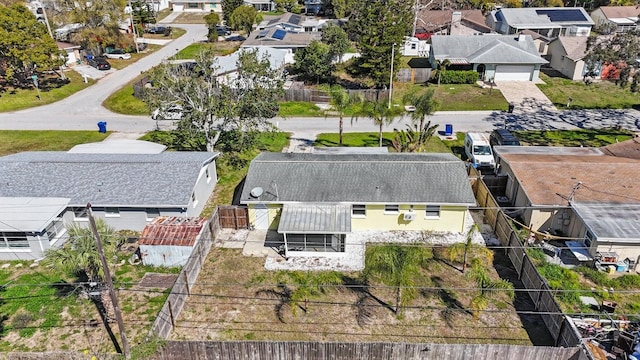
[535,9,587,22]
[272,29,287,40]
[289,14,302,25]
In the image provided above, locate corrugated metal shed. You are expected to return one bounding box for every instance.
[139,216,207,246]
[572,202,640,243]
[278,204,351,234]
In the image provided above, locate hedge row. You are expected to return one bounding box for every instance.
[433,70,478,84]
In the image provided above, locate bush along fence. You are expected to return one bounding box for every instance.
[470,168,590,357]
[149,341,583,360]
[434,70,478,84]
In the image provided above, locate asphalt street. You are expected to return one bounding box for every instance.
[2,23,640,139]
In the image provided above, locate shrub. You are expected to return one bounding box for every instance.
[433,70,478,84]
[537,263,583,304]
[11,310,34,329]
[575,266,611,287]
[612,274,640,289]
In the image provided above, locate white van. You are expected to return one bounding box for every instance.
[464,132,495,169]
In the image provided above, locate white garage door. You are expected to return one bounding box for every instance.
[494,65,534,81]
[172,4,184,11]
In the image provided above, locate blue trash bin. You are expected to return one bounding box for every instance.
[445,124,453,136]
[97,121,107,133]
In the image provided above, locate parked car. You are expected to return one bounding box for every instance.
[216,25,231,36]
[151,105,187,120]
[225,35,246,42]
[490,129,521,147]
[87,56,111,70]
[146,25,171,36]
[104,49,131,60]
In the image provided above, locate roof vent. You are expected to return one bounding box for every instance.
[250,187,264,198]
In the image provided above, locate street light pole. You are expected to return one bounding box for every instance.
[388,43,396,109]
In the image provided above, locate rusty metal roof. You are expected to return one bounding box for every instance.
[138,216,207,246]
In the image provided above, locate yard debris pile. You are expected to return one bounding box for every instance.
[572,316,640,360]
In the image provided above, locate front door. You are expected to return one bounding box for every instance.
[254,204,269,229]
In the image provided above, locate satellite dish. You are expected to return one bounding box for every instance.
[250,187,264,198]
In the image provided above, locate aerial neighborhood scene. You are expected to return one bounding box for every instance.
[4,0,640,358]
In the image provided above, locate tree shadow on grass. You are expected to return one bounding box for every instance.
[341,275,395,327]
[427,275,472,326]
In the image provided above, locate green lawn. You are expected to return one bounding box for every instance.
[103,75,150,115]
[513,128,634,147]
[278,101,323,117]
[537,73,640,109]
[0,71,94,113]
[0,130,109,156]
[174,42,240,59]
[393,82,508,111]
[314,132,453,153]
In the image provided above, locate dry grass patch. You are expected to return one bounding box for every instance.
[172,247,532,344]
[173,12,207,23]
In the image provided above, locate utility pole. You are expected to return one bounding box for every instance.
[87,204,131,359]
[40,1,66,80]
[388,43,396,109]
[128,0,140,53]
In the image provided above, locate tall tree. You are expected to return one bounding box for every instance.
[130,0,156,26]
[274,0,303,13]
[349,0,412,87]
[204,11,221,42]
[323,0,357,18]
[355,99,403,147]
[293,40,333,84]
[447,224,493,274]
[321,23,350,63]
[391,121,438,152]
[320,84,361,146]
[230,5,258,34]
[364,244,432,316]
[0,4,64,87]
[435,59,451,87]
[466,260,514,320]
[402,88,438,130]
[62,0,129,53]
[221,0,243,25]
[584,30,640,88]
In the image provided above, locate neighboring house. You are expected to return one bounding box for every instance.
[429,34,547,82]
[257,13,327,32]
[0,197,73,260]
[520,29,549,56]
[244,0,274,11]
[493,145,640,240]
[0,142,219,233]
[57,41,82,65]
[239,152,477,263]
[487,7,594,38]
[241,27,321,51]
[138,216,208,267]
[215,46,291,84]
[599,137,640,159]
[401,37,430,57]
[416,9,492,36]
[590,6,640,33]
[547,36,589,80]
[171,0,221,12]
[304,0,322,14]
[570,202,640,266]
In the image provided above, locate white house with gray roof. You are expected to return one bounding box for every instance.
[0,151,219,259]
[429,34,547,82]
[240,152,476,267]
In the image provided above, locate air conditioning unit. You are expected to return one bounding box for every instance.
[403,212,416,221]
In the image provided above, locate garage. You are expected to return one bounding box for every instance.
[171,3,184,11]
[494,65,534,81]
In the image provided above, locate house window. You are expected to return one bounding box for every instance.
[206,168,211,183]
[187,2,199,8]
[426,205,441,218]
[411,43,416,50]
[72,207,88,221]
[352,204,366,217]
[0,232,29,248]
[584,230,595,248]
[286,233,345,252]
[105,207,120,217]
[191,193,198,207]
[45,217,66,243]
[146,208,160,221]
[384,204,399,214]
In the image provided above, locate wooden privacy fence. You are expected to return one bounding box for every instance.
[282,88,389,103]
[472,174,584,349]
[150,341,582,360]
[396,68,432,83]
[218,205,249,229]
[149,208,220,339]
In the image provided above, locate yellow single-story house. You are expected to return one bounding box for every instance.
[240,152,477,259]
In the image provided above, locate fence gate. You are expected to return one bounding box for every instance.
[218,206,249,229]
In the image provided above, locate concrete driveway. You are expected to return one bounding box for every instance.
[72,64,116,80]
[496,81,557,114]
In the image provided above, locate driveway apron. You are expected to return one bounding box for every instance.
[496,81,557,114]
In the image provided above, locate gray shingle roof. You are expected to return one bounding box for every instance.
[0,152,218,207]
[431,35,547,64]
[240,152,476,205]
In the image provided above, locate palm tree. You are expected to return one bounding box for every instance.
[402,89,439,130]
[467,260,514,320]
[364,244,433,316]
[436,59,451,87]
[42,219,122,283]
[448,223,491,274]
[320,84,361,146]
[355,99,403,147]
[391,121,439,153]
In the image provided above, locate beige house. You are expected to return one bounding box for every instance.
[590,6,640,33]
[547,36,588,80]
